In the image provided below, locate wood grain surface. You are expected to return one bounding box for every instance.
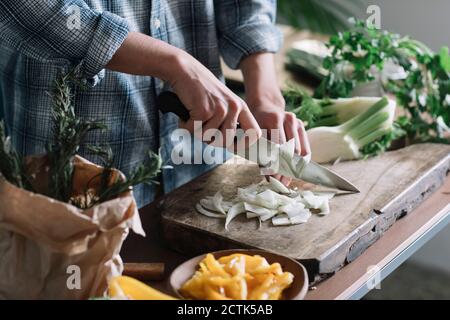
[159,144,450,282]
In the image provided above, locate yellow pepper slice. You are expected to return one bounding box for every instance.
[109,276,176,300]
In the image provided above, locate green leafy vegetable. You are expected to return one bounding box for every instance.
[284,85,325,128]
[314,19,450,149]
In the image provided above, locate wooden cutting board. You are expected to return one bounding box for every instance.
[159,144,450,282]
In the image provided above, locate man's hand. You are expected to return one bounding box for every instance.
[247,95,310,186]
[170,52,261,146]
[240,53,311,186]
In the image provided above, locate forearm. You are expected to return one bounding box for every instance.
[240,52,311,163]
[240,53,285,109]
[107,32,186,83]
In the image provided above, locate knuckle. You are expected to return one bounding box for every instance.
[297,118,306,129]
[272,112,283,124]
[228,102,240,114]
[215,103,227,118]
[200,107,214,121]
[285,112,297,123]
[229,100,243,113]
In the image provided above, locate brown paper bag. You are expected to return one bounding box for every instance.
[0,155,145,299]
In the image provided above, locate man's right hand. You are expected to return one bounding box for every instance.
[169,52,261,147]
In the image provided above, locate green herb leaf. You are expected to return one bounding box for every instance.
[439,47,450,72]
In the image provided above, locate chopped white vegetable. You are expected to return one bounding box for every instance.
[246,212,259,219]
[195,203,226,219]
[272,212,311,226]
[318,199,331,216]
[199,198,230,213]
[244,202,277,216]
[302,192,325,209]
[268,176,290,194]
[225,202,246,230]
[301,190,315,197]
[282,138,296,156]
[272,192,296,206]
[279,202,308,217]
[238,188,279,209]
[195,178,335,229]
[289,211,311,224]
[272,215,291,226]
[260,211,278,222]
[213,191,226,215]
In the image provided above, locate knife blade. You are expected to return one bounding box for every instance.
[156,91,360,193]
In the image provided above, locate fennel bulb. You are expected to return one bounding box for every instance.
[307,97,396,163]
[312,97,382,127]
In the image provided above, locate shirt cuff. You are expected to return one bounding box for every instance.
[219,24,283,70]
[74,11,129,86]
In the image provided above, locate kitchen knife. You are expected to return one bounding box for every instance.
[157,91,359,193]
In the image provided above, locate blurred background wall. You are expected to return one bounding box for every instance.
[358,0,450,51]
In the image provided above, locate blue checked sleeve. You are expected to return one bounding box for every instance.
[214,0,283,69]
[0,0,129,84]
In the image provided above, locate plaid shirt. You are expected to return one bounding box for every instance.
[0,0,282,208]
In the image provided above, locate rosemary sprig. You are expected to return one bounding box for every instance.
[86,145,115,195]
[0,70,165,209]
[0,121,32,190]
[45,72,106,203]
[94,150,163,205]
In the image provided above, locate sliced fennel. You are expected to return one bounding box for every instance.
[212,191,227,215]
[244,202,277,216]
[200,198,232,213]
[195,179,335,230]
[307,97,396,163]
[262,139,309,180]
[195,203,226,219]
[246,212,260,219]
[272,212,311,226]
[268,176,291,194]
[225,203,246,231]
[279,202,307,217]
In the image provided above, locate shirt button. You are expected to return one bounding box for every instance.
[153,18,161,29]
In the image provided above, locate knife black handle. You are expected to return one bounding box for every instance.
[156,91,244,131]
[156,91,191,122]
